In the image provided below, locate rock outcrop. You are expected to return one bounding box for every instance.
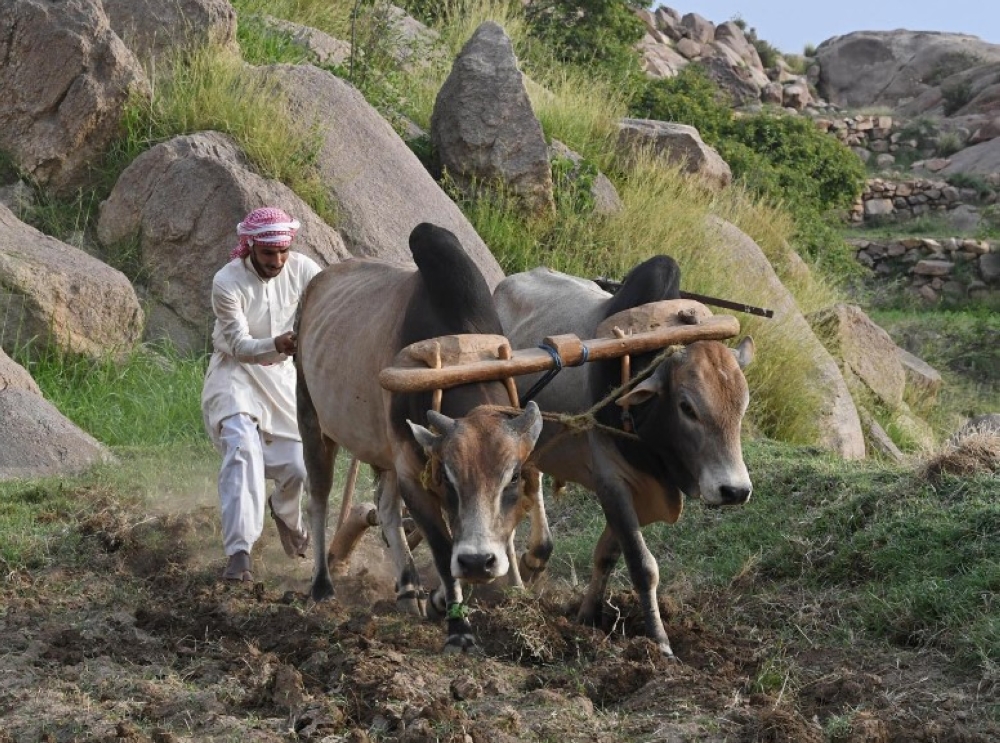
[704,217,866,459]
[0,0,150,195]
[0,348,110,480]
[617,119,732,189]
[0,204,143,360]
[102,0,238,66]
[815,30,1000,110]
[260,63,505,287]
[431,22,555,218]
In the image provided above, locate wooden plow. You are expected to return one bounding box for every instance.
[329,299,741,573]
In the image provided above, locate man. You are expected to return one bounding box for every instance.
[202,206,322,582]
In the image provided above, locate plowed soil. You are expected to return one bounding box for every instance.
[1,483,997,743]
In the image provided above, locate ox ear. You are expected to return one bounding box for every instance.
[510,400,543,446]
[732,336,755,370]
[426,409,457,436]
[616,375,662,408]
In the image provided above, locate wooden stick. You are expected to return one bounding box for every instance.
[379,315,739,394]
[498,343,520,408]
[592,277,773,318]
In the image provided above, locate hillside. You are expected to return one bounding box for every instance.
[0,1,998,742]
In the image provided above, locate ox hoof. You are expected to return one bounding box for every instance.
[310,579,336,603]
[443,634,481,655]
[396,590,427,617]
[517,552,548,585]
[659,642,677,659]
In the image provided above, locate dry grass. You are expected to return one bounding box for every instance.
[921,426,1000,479]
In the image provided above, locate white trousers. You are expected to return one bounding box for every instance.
[215,413,307,556]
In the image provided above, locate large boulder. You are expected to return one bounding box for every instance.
[901,61,1000,117]
[102,0,237,66]
[0,349,110,480]
[815,30,1000,109]
[704,217,866,459]
[260,64,504,286]
[0,0,149,195]
[431,22,555,219]
[617,119,732,189]
[0,204,143,360]
[97,131,350,354]
[939,138,1000,175]
[809,303,907,409]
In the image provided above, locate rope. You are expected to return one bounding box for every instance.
[521,342,591,405]
[479,344,685,461]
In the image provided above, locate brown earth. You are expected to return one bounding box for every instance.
[0,477,997,743]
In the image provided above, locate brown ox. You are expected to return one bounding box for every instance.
[295,223,544,653]
[494,256,754,657]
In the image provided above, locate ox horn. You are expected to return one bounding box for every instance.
[731,336,755,370]
[509,400,543,444]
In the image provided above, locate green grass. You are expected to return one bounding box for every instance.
[869,307,1000,434]
[13,341,209,448]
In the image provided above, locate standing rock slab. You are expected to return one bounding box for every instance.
[809,303,907,410]
[0,348,110,481]
[0,0,149,195]
[260,63,504,287]
[431,22,555,219]
[0,204,143,361]
[97,131,350,354]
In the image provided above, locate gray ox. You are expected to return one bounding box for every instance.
[494,255,754,657]
[296,223,544,652]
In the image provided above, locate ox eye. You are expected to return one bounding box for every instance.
[509,468,521,485]
[679,400,698,421]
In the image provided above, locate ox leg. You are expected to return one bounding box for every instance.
[578,523,621,627]
[398,477,475,654]
[375,470,426,616]
[297,366,338,602]
[590,493,674,657]
[517,467,553,585]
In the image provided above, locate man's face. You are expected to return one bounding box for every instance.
[250,243,290,279]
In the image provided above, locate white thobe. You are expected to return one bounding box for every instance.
[201,252,322,556]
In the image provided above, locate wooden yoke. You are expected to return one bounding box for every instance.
[379,302,739,395]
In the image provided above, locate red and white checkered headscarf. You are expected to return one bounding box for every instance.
[231,207,301,260]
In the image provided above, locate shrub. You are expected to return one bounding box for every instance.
[935,131,965,157]
[803,42,817,58]
[723,112,866,214]
[522,0,646,80]
[630,64,734,143]
[942,80,974,116]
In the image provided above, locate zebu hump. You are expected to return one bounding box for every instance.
[494,267,609,345]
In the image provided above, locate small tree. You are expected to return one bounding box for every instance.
[523,0,647,79]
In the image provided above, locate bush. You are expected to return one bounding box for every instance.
[942,80,974,116]
[630,64,734,143]
[523,0,646,80]
[723,113,866,214]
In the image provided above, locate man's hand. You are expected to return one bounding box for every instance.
[274,331,297,356]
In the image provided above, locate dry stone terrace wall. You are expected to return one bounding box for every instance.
[851,235,1000,302]
[849,177,997,224]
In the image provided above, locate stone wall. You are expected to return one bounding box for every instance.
[850,177,981,223]
[850,236,1000,302]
